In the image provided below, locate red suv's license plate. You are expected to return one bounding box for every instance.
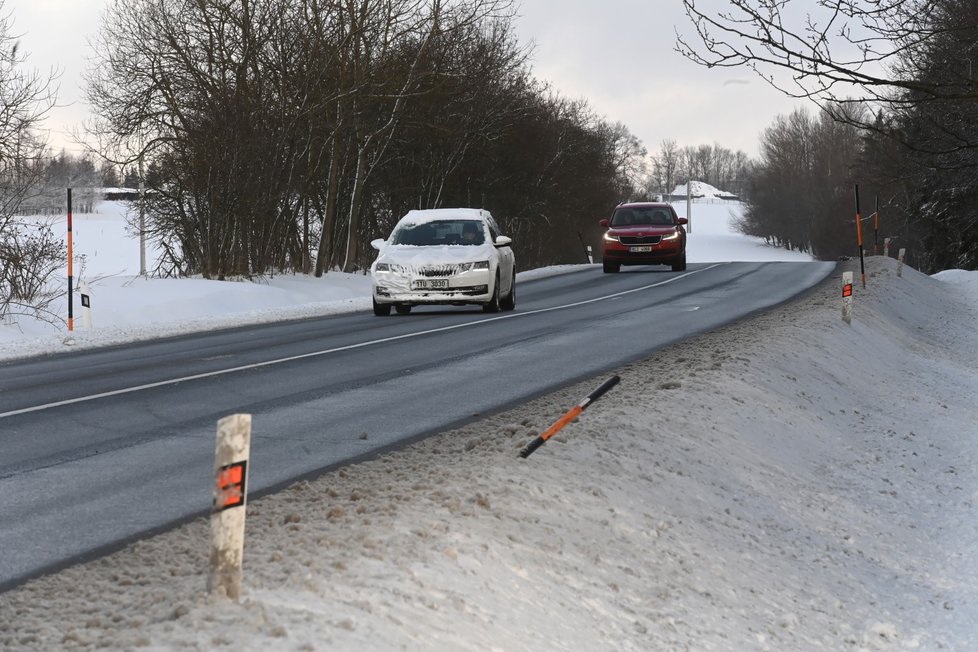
[629,245,653,252]
[413,279,449,290]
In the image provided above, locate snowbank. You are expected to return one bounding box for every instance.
[671,180,739,200]
[3,255,976,650]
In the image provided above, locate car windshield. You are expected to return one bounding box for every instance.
[391,219,485,246]
[611,208,675,226]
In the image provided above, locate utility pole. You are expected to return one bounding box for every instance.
[686,178,693,233]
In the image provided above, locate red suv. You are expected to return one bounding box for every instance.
[599,202,688,273]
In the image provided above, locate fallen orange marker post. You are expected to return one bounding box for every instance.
[519,375,621,458]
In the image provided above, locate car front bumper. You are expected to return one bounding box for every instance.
[602,241,683,264]
[372,269,493,305]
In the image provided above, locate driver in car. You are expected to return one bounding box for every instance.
[462,222,482,244]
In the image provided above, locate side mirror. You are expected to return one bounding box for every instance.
[677,217,688,225]
[494,235,513,247]
[370,238,387,251]
[599,219,609,227]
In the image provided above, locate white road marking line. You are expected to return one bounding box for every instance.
[1,264,725,418]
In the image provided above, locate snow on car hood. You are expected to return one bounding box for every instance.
[373,243,496,267]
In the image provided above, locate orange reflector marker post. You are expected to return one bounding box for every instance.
[842,271,854,324]
[67,188,74,333]
[208,413,252,600]
[854,185,867,289]
[216,460,247,510]
[519,375,620,458]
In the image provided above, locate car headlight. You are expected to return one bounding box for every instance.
[603,232,620,243]
[459,261,491,272]
[662,231,680,241]
[375,263,392,272]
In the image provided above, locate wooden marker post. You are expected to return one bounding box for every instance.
[208,413,252,600]
[842,271,854,324]
[897,248,906,277]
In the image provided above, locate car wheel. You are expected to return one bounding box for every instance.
[500,268,516,311]
[394,304,412,315]
[373,298,392,316]
[483,272,502,313]
[671,253,687,272]
[603,260,620,273]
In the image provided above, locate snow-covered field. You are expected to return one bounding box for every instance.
[3,197,977,650]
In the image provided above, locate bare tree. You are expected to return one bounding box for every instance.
[0,2,61,319]
[88,0,326,278]
[331,0,518,273]
[647,138,680,196]
[679,0,978,271]
[676,0,978,153]
[740,105,862,258]
[0,4,54,216]
[600,120,646,199]
[333,0,445,273]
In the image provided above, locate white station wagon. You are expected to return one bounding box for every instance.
[370,208,516,316]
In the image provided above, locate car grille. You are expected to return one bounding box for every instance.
[417,265,459,277]
[619,235,662,245]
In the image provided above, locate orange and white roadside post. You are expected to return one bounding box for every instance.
[842,271,854,324]
[898,248,907,277]
[854,185,867,288]
[208,413,252,600]
[67,189,74,332]
[519,376,620,458]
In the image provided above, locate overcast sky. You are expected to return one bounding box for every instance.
[8,0,811,159]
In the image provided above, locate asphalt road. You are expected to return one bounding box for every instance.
[0,261,835,590]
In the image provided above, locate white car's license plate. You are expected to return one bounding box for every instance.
[413,279,449,290]
[629,246,653,252]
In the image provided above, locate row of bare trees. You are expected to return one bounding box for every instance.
[643,140,752,200]
[737,107,863,259]
[679,0,978,273]
[86,0,640,279]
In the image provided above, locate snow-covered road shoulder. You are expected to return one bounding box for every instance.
[3,256,977,651]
